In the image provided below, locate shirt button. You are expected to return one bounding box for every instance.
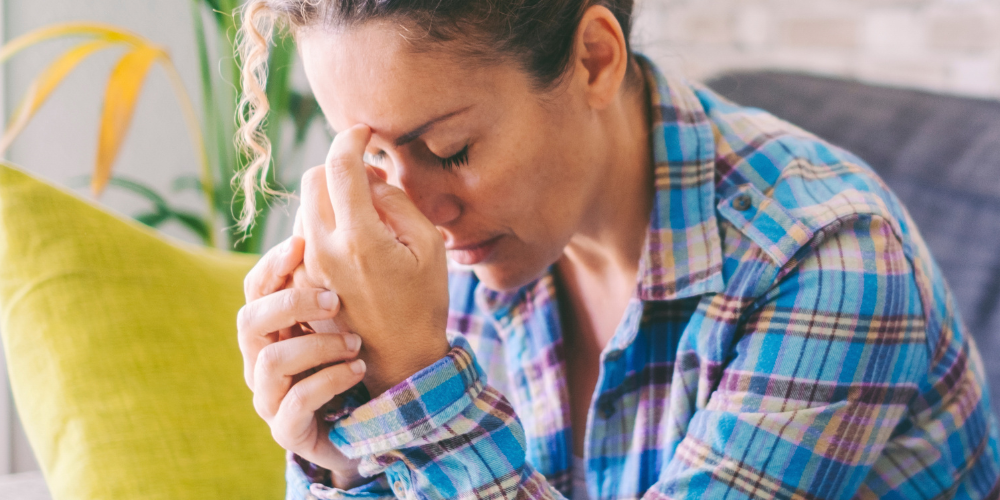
[732,193,752,211]
[605,350,622,362]
[393,481,404,494]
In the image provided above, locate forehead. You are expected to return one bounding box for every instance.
[298,22,522,135]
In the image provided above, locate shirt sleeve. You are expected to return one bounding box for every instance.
[647,214,930,499]
[320,335,566,500]
[285,452,395,500]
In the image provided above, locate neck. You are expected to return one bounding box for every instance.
[561,69,653,290]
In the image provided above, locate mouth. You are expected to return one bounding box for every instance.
[446,235,503,266]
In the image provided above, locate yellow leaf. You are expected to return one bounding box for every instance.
[93,45,164,196]
[0,40,114,155]
[0,21,143,63]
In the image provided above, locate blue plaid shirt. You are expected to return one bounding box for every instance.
[286,56,1000,500]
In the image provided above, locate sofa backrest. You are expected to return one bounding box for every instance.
[707,71,1000,421]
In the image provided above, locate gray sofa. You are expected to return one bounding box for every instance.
[708,72,1000,422]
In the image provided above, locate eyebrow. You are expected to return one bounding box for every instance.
[393,106,472,147]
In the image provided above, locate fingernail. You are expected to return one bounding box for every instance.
[318,291,336,310]
[349,359,366,374]
[344,333,361,351]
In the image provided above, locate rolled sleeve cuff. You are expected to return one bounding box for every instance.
[328,336,486,458]
[285,452,393,500]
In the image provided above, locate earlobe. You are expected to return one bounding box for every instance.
[574,5,629,109]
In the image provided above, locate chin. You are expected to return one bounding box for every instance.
[471,258,552,293]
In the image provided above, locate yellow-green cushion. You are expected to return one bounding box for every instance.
[0,163,283,499]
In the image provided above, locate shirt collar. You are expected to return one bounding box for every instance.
[634,55,725,301]
[475,56,725,322]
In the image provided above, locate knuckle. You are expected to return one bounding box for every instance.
[306,333,326,353]
[280,289,302,316]
[283,385,308,414]
[256,344,284,376]
[338,236,367,260]
[326,155,352,173]
[321,365,345,389]
[300,166,325,191]
[317,335,346,361]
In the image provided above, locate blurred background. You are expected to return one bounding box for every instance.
[0,0,998,479]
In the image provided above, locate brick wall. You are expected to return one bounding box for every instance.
[632,0,1000,99]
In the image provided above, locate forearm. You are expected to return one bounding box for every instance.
[300,338,565,500]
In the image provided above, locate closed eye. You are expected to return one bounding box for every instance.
[364,145,468,170]
[439,145,469,170]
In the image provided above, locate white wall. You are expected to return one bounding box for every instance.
[632,0,1000,99]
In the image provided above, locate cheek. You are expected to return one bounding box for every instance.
[461,156,546,223]
[458,102,592,240]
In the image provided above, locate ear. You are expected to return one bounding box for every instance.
[572,5,630,110]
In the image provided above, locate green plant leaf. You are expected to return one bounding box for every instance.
[102,176,170,211]
[172,174,203,193]
[171,210,211,243]
[70,175,210,244]
[265,34,295,172]
[134,210,170,227]
[201,0,221,13]
[287,90,323,147]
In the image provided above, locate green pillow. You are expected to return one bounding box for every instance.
[0,163,284,499]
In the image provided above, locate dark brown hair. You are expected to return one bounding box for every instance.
[235,0,637,230]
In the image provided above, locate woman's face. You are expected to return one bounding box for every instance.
[299,23,608,291]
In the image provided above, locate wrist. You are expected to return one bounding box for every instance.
[329,467,367,490]
[361,335,451,396]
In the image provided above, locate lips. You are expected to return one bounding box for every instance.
[446,235,502,265]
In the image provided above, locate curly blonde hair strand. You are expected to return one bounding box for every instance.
[234,0,278,233]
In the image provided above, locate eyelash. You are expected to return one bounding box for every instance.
[366,146,469,171]
[439,145,469,170]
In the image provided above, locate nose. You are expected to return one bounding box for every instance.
[395,169,462,227]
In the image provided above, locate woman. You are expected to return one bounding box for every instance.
[234,1,1000,499]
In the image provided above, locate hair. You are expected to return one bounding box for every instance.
[234,0,637,232]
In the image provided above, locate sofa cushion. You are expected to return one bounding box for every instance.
[0,163,283,499]
[707,72,1000,420]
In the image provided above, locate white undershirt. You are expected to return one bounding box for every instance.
[572,456,591,500]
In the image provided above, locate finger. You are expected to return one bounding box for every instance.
[277,323,300,342]
[270,359,367,450]
[325,125,380,230]
[368,173,438,249]
[366,165,389,182]
[252,333,362,420]
[244,236,305,302]
[299,165,338,241]
[293,204,305,237]
[237,288,340,388]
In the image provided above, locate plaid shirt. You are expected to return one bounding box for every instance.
[286,57,1000,500]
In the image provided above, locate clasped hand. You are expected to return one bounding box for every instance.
[236,125,451,487]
